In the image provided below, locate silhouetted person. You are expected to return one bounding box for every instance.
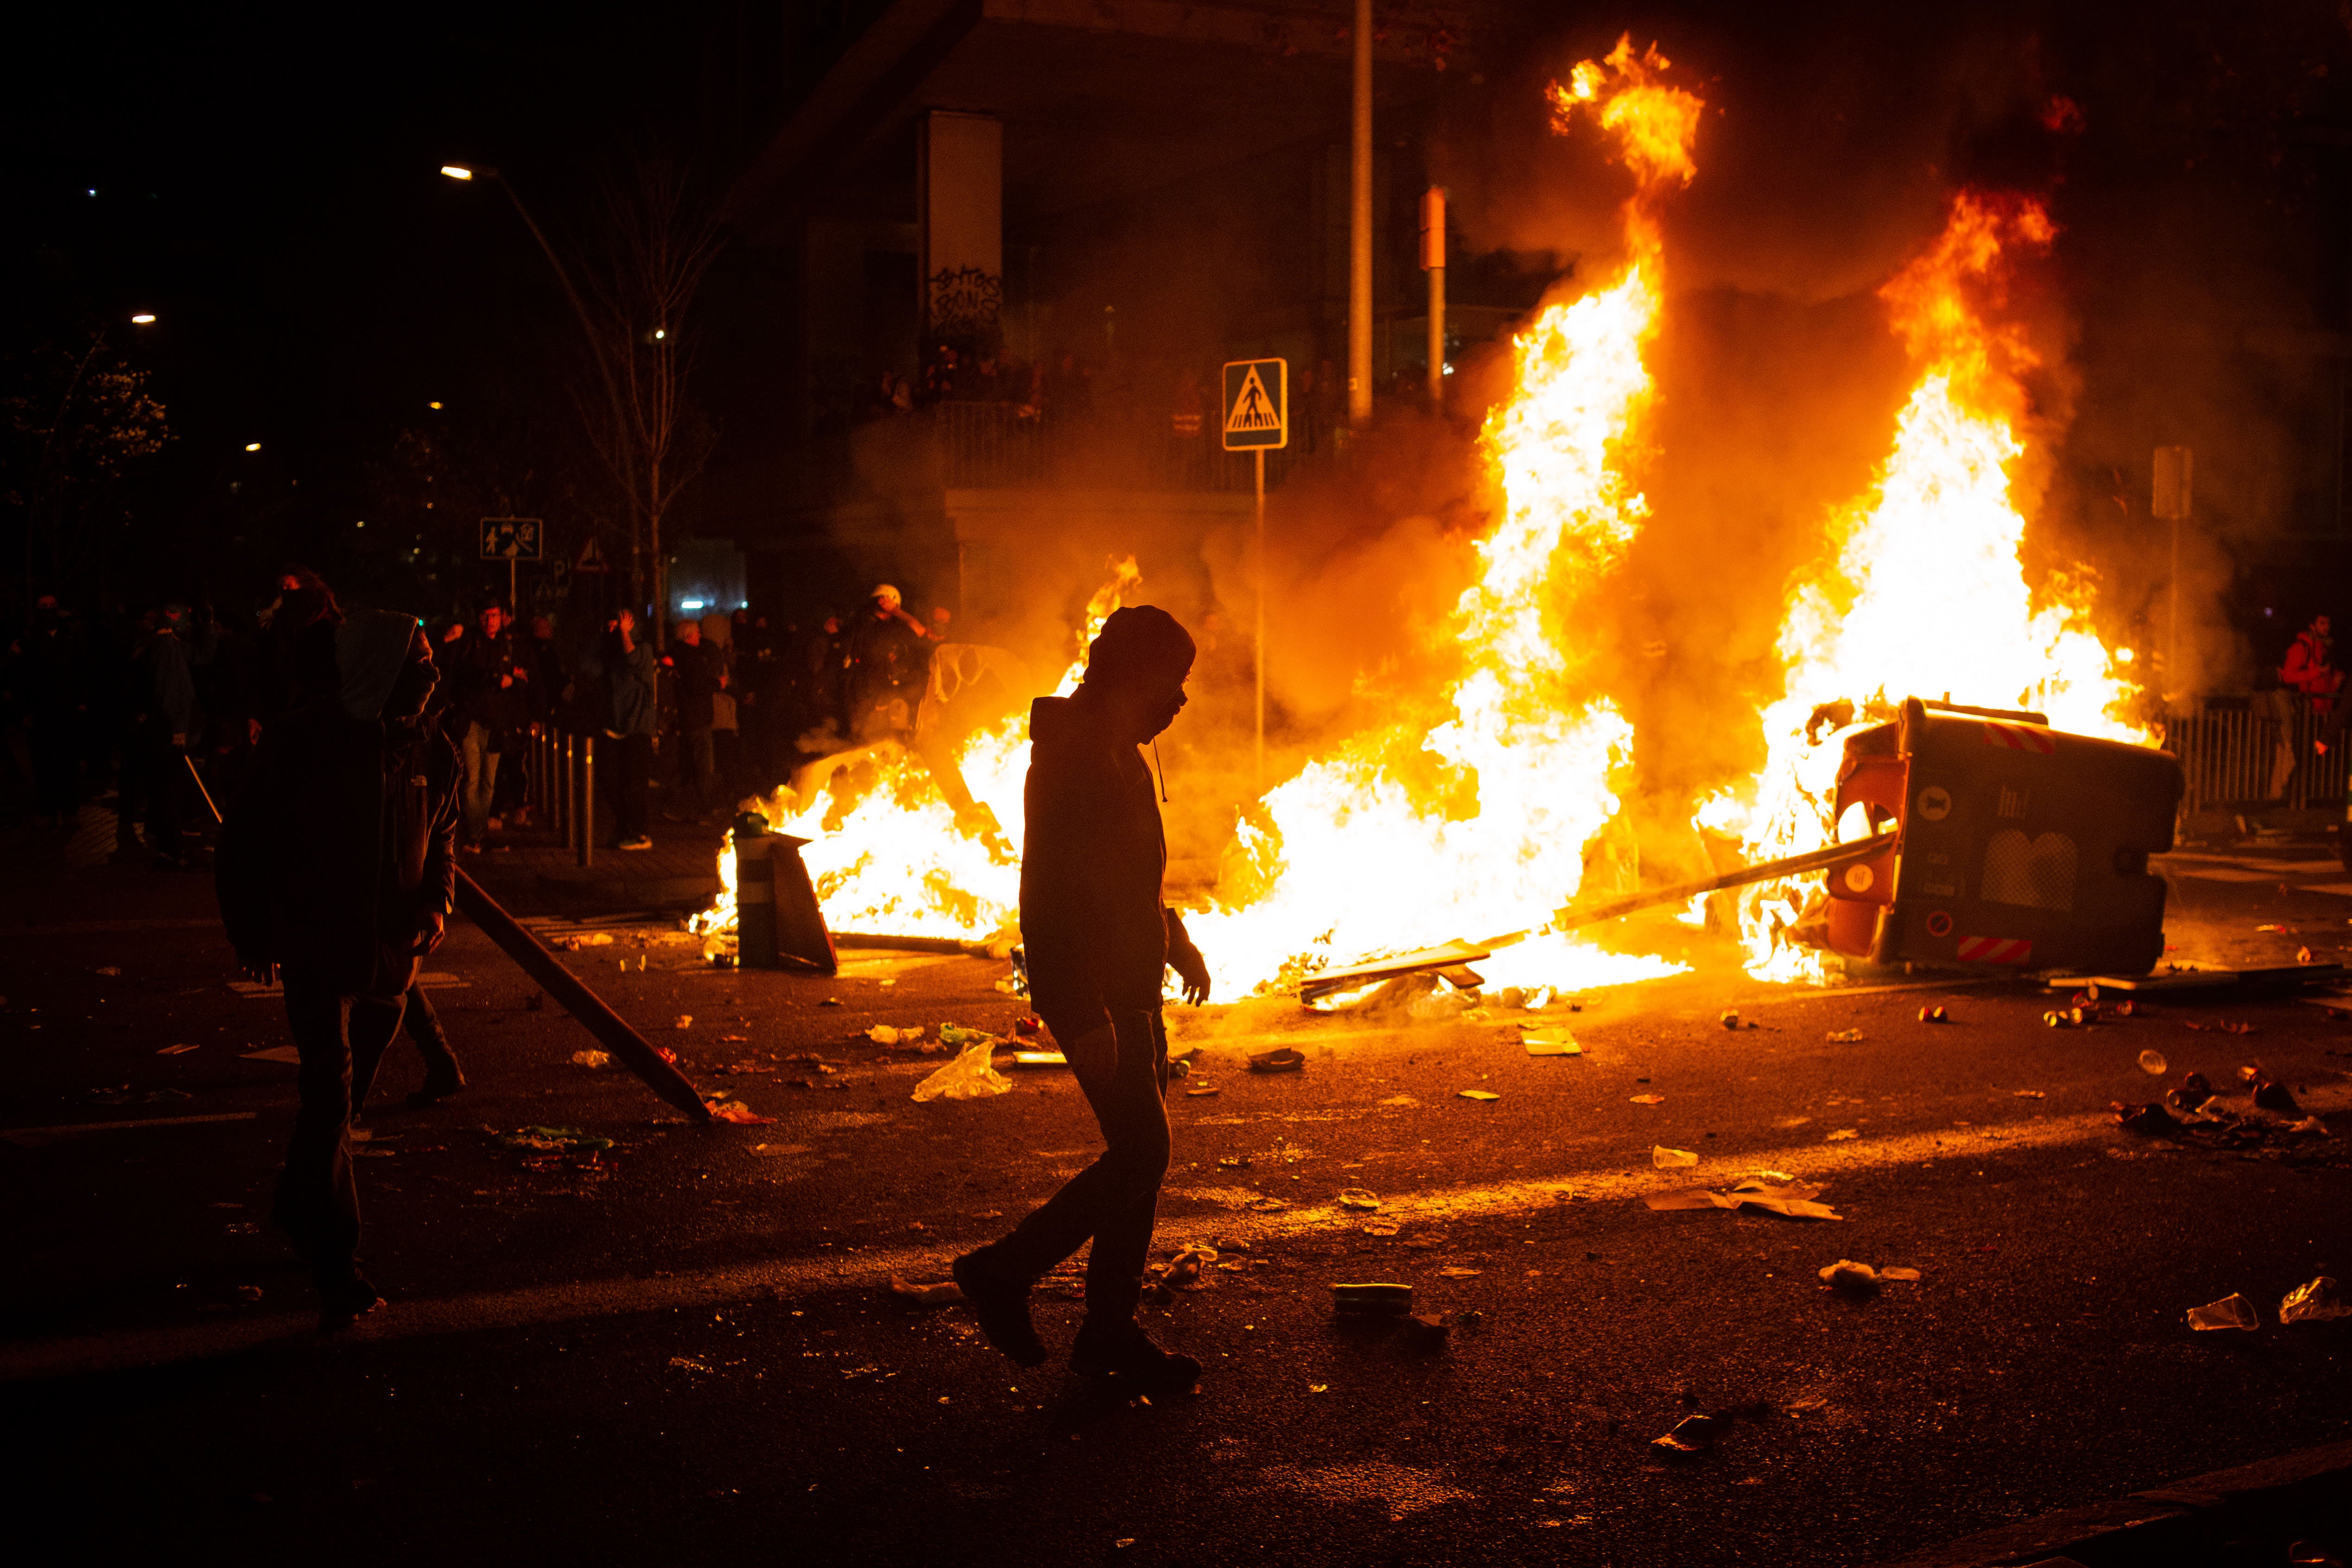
[600,607,658,849]
[663,617,726,820]
[844,585,928,742]
[390,981,463,1107]
[954,606,1211,1396]
[216,610,456,1331]
[2284,613,2346,756]
[136,601,209,868]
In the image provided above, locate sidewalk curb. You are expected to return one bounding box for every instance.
[1876,1437,2352,1566]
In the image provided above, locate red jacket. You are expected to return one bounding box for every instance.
[2282,630,2341,712]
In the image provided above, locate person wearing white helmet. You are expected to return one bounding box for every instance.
[843,583,931,740]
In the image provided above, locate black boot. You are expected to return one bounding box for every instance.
[1070,1319,1200,1397]
[316,1267,383,1333]
[952,1249,1046,1367]
[405,1063,465,1109]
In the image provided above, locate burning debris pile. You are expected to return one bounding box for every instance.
[696,38,2157,1001]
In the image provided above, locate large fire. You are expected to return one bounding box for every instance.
[695,45,2152,1001]
[1697,190,2145,982]
[1182,38,1701,994]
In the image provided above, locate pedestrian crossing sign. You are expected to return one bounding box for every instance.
[1221,358,1287,451]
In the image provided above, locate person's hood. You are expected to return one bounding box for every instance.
[336,609,420,721]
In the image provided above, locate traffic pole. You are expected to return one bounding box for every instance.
[1255,445,1266,792]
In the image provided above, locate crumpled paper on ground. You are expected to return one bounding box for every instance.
[912,1037,1013,1101]
[1645,1178,1844,1221]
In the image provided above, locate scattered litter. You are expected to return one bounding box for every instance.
[241,1045,301,1064]
[1817,1260,1921,1290]
[2280,1276,2350,1325]
[912,1039,1013,1102]
[2243,1064,2302,1114]
[570,1050,611,1069]
[1824,1128,1860,1142]
[1651,1415,1720,1459]
[1523,1031,1581,1056]
[1826,1029,1865,1043]
[2183,1019,2258,1035]
[821,998,841,1007]
[1012,1016,1043,1039]
[556,932,615,950]
[1363,1220,1401,1236]
[2137,1049,2169,1076]
[1630,1093,1665,1105]
[495,1126,613,1153]
[1244,1196,1288,1212]
[2186,1292,2261,1332]
[2258,924,2292,934]
[1011,1051,1067,1068]
[1248,1047,1306,1074]
[1918,1006,1950,1024]
[888,1275,965,1307]
[2168,1071,2214,1111]
[1436,1267,1481,1278]
[1458,1089,1500,1102]
[1184,1082,1220,1096]
[2300,946,2316,964]
[1645,1179,1843,1221]
[1720,1010,1744,1030]
[1652,1146,1700,1168]
[1156,1245,1218,1288]
[155,1043,199,1055]
[1336,1188,1383,1211]
[674,1015,693,1031]
[2012,1089,2046,1099]
[669,1357,712,1373]
[706,1099,773,1126]
[1403,1311,1450,1346]
[1331,1282,1412,1315]
[937,1023,992,1048]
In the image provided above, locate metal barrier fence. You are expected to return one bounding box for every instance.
[2166,697,2349,814]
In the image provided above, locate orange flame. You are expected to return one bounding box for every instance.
[1183,39,1705,995]
[1700,190,2145,982]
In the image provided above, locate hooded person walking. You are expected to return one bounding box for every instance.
[953,604,1212,1396]
[216,609,459,1330]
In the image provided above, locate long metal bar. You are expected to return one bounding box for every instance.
[579,733,595,867]
[453,869,713,1123]
[1542,829,1893,935]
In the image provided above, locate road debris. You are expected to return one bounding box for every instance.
[2186,1292,2261,1331]
[2013,1089,2046,1099]
[1652,1146,1700,1168]
[1645,1179,1843,1221]
[155,1043,199,1055]
[1817,1260,1922,1290]
[2242,1063,2302,1114]
[2167,1071,2213,1111]
[1458,1089,1500,1102]
[1362,1219,1400,1236]
[912,1038,1013,1101]
[1826,1029,1865,1043]
[2138,1049,2169,1076]
[1331,1282,1412,1315]
[1248,1047,1306,1073]
[1336,1189,1383,1211]
[704,1095,774,1126]
[570,1050,611,1069]
[673,1015,693,1031]
[1651,1414,1721,1459]
[2280,1276,2350,1325]
[1403,1311,1450,1347]
[867,1024,927,1045]
[1010,1050,1067,1068]
[1436,1267,1481,1278]
[1523,1031,1581,1056]
[94,966,121,977]
[495,1126,613,1153]
[1918,1005,1950,1024]
[1721,1010,1755,1030]
[1825,1128,1860,1142]
[1155,1245,1217,1288]
[1184,1082,1220,1096]
[889,1275,965,1307]
[1630,1093,1665,1105]
[2184,1019,2258,1034]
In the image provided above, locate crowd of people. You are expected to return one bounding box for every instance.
[0,572,969,861]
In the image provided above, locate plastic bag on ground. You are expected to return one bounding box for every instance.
[912,1038,1013,1101]
[2281,1276,2351,1325]
[1652,1146,1700,1168]
[2186,1292,2260,1331]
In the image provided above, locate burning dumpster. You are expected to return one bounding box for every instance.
[1824,697,2181,975]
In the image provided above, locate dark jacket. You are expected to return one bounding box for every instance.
[1019,691,1171,1019]
[669,637,723,731]
[603,631,659,737]
[845,611,923,698]
[216,611,459,997]
[452,629,529,733]
[142,626,203,738]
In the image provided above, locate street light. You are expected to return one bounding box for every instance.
[244,442,261,453]
[440,165,476,181]
[130,312,156,325]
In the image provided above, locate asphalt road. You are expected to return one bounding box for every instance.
[4,833,2351,1567]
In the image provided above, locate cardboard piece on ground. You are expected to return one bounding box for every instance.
[1645,1179,1844,1221]
[1299,939,1495,1004]
[1523,1031,1581,1056]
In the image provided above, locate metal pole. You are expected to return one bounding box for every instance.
[1421,185,1445,409]
[564,733,577,853]
[579,733,595,868]
[1348,0,1373,430]
[1255,446,1267,791]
